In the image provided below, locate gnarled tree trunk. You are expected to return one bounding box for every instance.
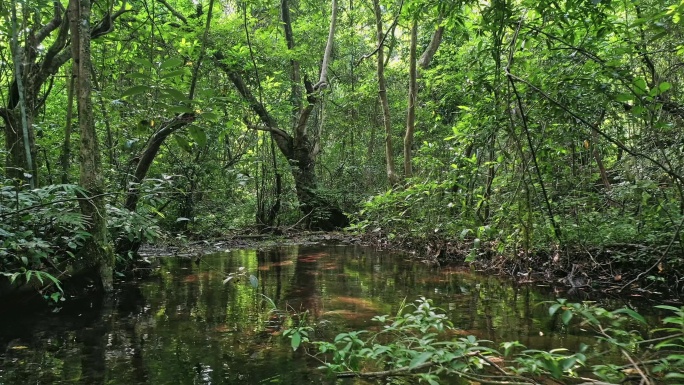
[215,0,347,230]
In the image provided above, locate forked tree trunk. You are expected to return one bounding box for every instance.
[69,0,114,292]
[216,0,347,230]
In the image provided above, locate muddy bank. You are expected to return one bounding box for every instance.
[357,232,684,302]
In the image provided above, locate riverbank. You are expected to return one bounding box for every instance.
[136,230,683,303]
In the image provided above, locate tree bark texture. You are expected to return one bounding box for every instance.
[69,0,114,292]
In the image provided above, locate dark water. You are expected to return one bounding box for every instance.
[0,245,651,384]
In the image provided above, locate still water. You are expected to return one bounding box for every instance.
[0,245,644,384]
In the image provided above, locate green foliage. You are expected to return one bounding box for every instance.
[283,297,684,384]
[0,178,89,296]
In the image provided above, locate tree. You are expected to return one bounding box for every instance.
[216,0,348,230]
[68,0,114,291]
[372,0,399,185]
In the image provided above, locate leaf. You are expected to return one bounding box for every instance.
[549,303,562,316]
[167,105,194,114]
[161,69,189,79]
[612,308,647,324]
[133,58,154,69]
[174,135,192,152]
[409,352,433,369]
[291,331,302,351]
[121,85,151,98]
[658,82,672,93]
[160,57,183,70]
[161,88,189,102]
[128,72,149,80]
[200,112,219,121]
[249,275,258,288]
[561,309,573,325]
[614,93,633,102]
[189,125,207,147]
[632,78,648,95]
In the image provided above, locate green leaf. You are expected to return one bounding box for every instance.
[561,309,573,325]
[160,57,183,70]
[161,88,189,102]
[133,58,154,69]
[174,135,192,152]
[189,126,207,147]
[291,331,302,351]
[612,308,647,324]
[167,105,194,114]
[614,93,633,102]
[409,352,433,369]
[121,85,151,98]
[549,303,562,316]
[128,72,149,80]
[658,82,672,93]
[633,78,648,95]
[249,275,258,288]
[200,112,219,121]
[161,69,189,79]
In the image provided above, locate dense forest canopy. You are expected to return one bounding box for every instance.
[1,0,683,293]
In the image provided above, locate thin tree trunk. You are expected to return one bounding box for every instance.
[373,0,398,185]
[69,0,114,292]
[61,69,75,184]
[9,2,36,187]
[404,20,417,178]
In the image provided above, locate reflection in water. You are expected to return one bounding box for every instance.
[0,245,642,384]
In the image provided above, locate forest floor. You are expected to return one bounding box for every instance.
[139,230,683,303]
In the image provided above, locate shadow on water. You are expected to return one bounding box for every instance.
[0,245,659,384]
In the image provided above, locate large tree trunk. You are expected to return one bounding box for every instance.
[215,0,347,230]
[69,0,114,292]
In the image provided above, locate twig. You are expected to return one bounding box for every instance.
[355,0,404,66]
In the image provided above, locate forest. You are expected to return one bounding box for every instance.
[2,0,684,383]
[1,0,683,292]
[2,0,684,296]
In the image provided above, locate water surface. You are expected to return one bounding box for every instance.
[0,245,646,384]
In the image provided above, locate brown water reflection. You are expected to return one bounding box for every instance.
[0,245,648,384]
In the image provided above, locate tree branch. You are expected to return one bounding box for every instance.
[157,0,188,24]
[36,1,65,44]
[418,21,443,69]
[355,0,404,67]
[314,0,338,91]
